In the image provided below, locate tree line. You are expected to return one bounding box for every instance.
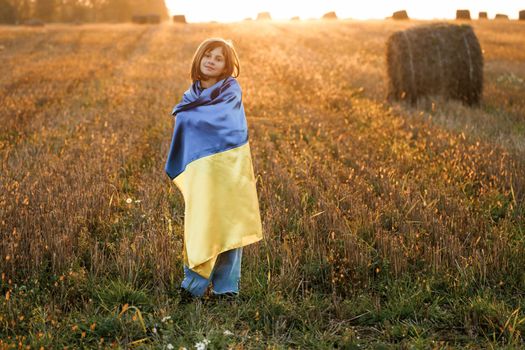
[0,0,169,24]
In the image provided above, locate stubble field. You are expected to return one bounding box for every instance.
[1,19,524,348]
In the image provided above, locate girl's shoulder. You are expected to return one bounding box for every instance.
[217,76,242,97]
[223,76,240,89]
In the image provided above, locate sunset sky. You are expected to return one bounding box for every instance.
[165,0,523,22]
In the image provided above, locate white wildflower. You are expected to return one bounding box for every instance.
[166,344,174,350]
[223,330,234,336]
[134,199,141,203]
[126,198,132,204]
[194,338,210,350]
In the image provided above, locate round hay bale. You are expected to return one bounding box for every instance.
[386,23,483,106]
[290,16,300,21]
[132,15,147,24]
[146,14,161,24]
[456,10,471,20]
[494,14,509,20]
[393,10,409,20]
[256,12,271,20]
[24,18,45,27]
[322,11,337,20]
[520,10,525,20]
[172,15,186,23]
[478,12,488,19]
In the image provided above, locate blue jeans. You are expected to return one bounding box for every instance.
[181,247,243,297]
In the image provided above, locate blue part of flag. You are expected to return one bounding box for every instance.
[165,77,249,180]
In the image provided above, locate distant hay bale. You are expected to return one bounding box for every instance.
[132,15,147,24]
[392,10,409,20]
[520,10,525,20]
[244,17,252,21]
[132,14,160,24]
[494,14,509,20]
[290,16,300,21]
[172,15,186,23]
[24,18,45,27]
[456,10,471,20]
[256,12,271,20]
[386,23,483,106]
[322,11,337,20]
[146,14,160,24]
[478,12,488,19]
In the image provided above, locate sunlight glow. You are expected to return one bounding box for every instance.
[166,0,523,22]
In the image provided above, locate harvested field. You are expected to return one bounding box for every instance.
[1,20,524,348]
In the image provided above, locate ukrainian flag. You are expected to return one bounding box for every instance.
[165,77,263,279]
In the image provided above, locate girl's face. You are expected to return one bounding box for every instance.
[200,46,226,79]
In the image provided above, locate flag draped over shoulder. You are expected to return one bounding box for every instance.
[165,76,263,279]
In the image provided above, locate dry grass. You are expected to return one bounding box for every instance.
[0,19,524,347]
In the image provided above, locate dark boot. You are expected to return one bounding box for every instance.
[211,291,239,302]
[178,287,198,304]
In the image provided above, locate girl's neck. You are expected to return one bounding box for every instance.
[200,78,218,89]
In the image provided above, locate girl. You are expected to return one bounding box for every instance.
[165,38,263,302]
